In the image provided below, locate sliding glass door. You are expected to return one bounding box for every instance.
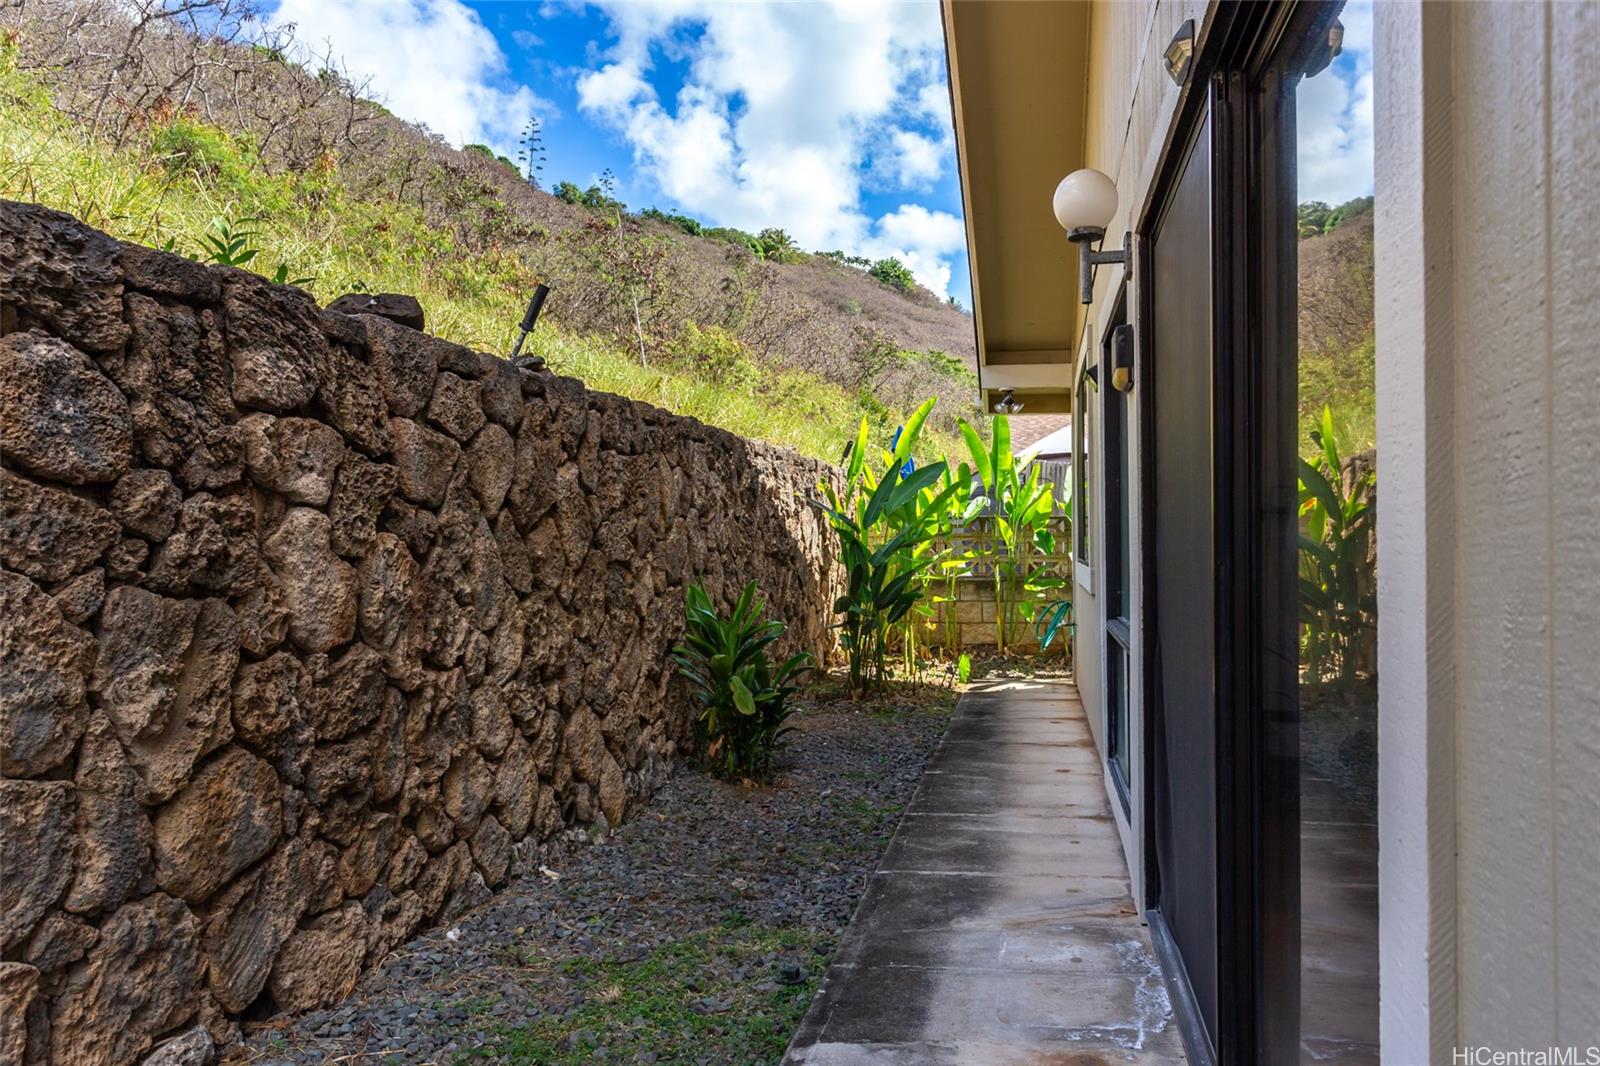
[1145,107,1220,1055]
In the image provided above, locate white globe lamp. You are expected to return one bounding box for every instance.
[1052,168,1127,304]
[1052,168,1119,237]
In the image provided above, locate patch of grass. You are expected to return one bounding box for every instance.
[462,922,826,1065]
[830,795,903,834]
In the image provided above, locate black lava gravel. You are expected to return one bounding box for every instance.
[243,679,955,1065]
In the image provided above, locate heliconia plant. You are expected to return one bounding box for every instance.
[670,581,811,780]
[816,401,1075,687]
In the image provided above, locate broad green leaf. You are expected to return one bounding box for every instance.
[957,419,993,490]
[730,675,756,716]
[894,397,938,464]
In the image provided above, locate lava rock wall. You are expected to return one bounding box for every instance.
[0,200,839,1065]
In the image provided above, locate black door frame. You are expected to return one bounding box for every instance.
[1133,2,1342,1063]
[1101,288,1133,817]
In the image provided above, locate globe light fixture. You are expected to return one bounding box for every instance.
[1052,168,1129,304]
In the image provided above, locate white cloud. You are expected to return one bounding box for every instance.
[269,0,555,156]
[865,204,967,296]
[575,0,964,295]
[881,128,946,189]
[1296,1,1374,205]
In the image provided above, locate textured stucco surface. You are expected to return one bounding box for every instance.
[0,199,840,1064]
[1377,1,1600,1059]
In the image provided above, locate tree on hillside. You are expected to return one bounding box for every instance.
[869,257,916,293]
[757,228,803,263]
[1298,195,1374,238]
[642,207,703,235]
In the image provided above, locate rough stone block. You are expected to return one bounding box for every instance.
[0,570,94,778]
[0,331,133,484]
[152,748,282,903]
[0,469,120,583]
[0,200,129,354]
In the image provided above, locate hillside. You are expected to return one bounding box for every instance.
[0,1,980,461]
[1297,197,1375,458]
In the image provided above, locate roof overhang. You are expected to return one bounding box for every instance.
[942,0,1090,415]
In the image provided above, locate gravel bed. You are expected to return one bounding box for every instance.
[243,678,955,1065]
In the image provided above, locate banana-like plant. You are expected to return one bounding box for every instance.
[1298,405,1375,689]
[814,398,959,695]
[957,413,1067,652]
[670,581,811,780]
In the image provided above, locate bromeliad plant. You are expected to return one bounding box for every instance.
[957,413,1067,652]
[671,581,812,781]
[814,398,962,696]
[1298,405,1376,689]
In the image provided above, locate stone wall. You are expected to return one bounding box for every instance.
[0,201,839,1065]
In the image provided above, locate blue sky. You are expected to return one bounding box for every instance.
[1297,1,1375,206]
[267,1,1375,310]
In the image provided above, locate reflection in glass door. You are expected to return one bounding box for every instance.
[1290,3,1379,1061]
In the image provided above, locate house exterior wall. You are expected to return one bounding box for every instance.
[1376,2,1600,1060]
[1073,0,1212,914]
[981,0,1600,1057]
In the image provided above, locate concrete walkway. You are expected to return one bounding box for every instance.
[784,679,1186,1065]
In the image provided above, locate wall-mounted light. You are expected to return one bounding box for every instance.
[1109,322,1134,392]
[1052,168,1128,305]
[1163,19,1195,85]
[995,389,1025,415]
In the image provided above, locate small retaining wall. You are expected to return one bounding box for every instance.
[927,579,1057,651]
[0,200,838,1065]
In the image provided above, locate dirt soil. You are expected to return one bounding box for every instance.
[243,675,957,1066]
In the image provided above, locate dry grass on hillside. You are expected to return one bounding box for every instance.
[1,0,981,451]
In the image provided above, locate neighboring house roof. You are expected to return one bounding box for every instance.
[1010,414,1073,457]
[1027,425,1074,459]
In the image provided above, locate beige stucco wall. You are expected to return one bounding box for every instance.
[1376,1,1600,1060]
[1071,1,1600,1059]
[1073,0,1211,913]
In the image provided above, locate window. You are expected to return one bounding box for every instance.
[1102,316,1132,805]
[1074,365,1094,568]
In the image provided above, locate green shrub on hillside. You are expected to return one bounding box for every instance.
[464,142,519,171]
[665,321,760,389]
[756,228,806,264]
[868,257,916,293]
[705,226,764,256]
[1297,195,1374,238]
[641,206,703,236]
[150,116,261,192]
[819,250,872,268]
[553,176,625,217]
